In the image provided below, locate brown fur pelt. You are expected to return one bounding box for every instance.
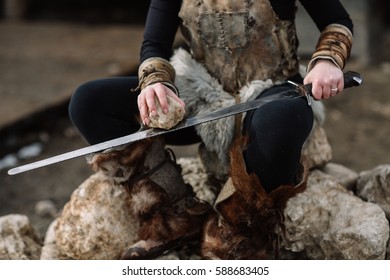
[135,194,210,242]
[127,176,210,242]
[201,136,308,259]
[87,139,154,185]
[88,137,212,259]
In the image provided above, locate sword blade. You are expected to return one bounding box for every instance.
[7,92,298,175]
[7,71,363,176]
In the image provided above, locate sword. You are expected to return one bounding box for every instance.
[7,71,362,175]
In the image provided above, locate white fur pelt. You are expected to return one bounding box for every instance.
[170,48,325,163]
[171,48,274,163]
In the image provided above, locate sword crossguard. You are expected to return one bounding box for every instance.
[287,80,313,106]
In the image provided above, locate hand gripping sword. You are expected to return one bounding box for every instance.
[8,71,362,175]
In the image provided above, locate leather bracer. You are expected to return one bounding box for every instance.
[307,24,353,71]
[135,57,179,95]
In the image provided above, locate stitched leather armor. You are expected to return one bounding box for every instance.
[179,0,300,93]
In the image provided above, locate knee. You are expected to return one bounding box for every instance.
[68,81,99,127]
[246,100,314,153]
[69,81,99,116]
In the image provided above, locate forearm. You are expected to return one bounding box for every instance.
[140,0,181,63]
[300,0,353,71]
[299,0,353,33]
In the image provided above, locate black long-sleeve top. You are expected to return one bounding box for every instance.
[140,0,353,63]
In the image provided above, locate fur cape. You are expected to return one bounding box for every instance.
[170,48,325,164]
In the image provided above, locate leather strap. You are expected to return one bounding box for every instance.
[307,24,353,71]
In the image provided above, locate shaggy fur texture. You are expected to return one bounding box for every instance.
[171,48,325,167]
[87,140,152,185]
[171,48,276,164]
[201,136,308,259]
[88,137,211,259]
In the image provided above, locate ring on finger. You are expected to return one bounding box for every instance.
[331,88,338,93]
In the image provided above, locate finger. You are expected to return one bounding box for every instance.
[154,83,169,114]
[330,86,338,97]
[144,87,158,117]
[311,83,323,100]
[322,86,331,99]
[337,78,344,93]
[137,94,149,125]
[167,90,186,108]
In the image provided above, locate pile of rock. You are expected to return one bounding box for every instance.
[1,125,389,260]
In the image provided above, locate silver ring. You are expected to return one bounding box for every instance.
[331,88,338,93]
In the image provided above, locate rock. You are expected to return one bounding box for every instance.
[321,162,359,190]
[157,251,180,260]
[55,172,139,260]
[178,156,216,204]
[148,95,185,130]
[0,214,42,260]
[387,243,390,260]
[35,200,58,218]
[284,170,389,259]
[356,165,390,220]
[198,143,229,184]
[40,218,64,260]
[50,153,390,260]
[302,126,332,169]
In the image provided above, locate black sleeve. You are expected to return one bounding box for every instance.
[299,0,353,33]
[140,0,182,63]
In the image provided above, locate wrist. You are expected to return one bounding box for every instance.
[307,24,353,72]
[136,57,177,92]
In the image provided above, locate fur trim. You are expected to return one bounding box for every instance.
[171,48,275,163]
[201,136,308,259]
[171,49,325,163]
[128,178,169,219]
[86,141,151,185]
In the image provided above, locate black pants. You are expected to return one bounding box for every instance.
[68,76,313,192]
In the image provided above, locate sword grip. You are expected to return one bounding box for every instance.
[343,71,363,89]
[301,70,362,94]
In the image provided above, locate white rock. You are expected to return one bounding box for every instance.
[35,200,57,218]
[302,126,332,169]
[55,172,139,260]
[40,218,64,260]
[356,165,390,219]
[178,156,216,204]
[0,214,42,260]
[148,95,185,130]
[284,170,389,260]
[321,162,359,190]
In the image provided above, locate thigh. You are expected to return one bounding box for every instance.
[69,76,140,144]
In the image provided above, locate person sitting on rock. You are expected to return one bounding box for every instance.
[68,0,353,259]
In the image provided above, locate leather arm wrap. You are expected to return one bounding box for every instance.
[307,24,353,71]
[133,57,179,95]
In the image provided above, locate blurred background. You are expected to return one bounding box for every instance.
[0,0,389,236]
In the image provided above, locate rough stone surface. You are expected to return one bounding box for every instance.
[0,214,42,260]
[302,126,332,169]
[178,157,216,204]
[284,170,389,260]
[35,200,58,218]
[55,172,139,260]
[321,162,359,190]
[40,218,63,260]
[387,242,390,260]
[148,95,185,130]
[356,165,390,220]
[2,160,390,260]
[1,129,388,260]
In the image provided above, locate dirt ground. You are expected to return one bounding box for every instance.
[0,38,390,241]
